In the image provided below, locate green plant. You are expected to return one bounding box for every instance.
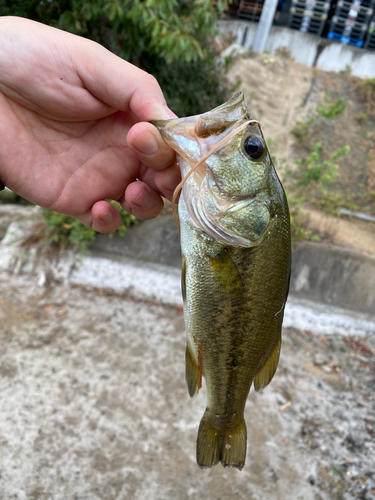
[316,98,350,120]
[286,126,351,240]
[40,210,96,253]
[40,203,137,253]
[56,0,227,65]
[291,118,315,140]
[294,143,350,187]
[0,188,32,205]
[262,55,275,64]
[275,46,293,60]
[108,201,138,237]
[1,0,232,121]
[141,53,230,117]
[332,466,344,476]
[339,64,353,75]
[285,192,321,242]
[314,189,359,215]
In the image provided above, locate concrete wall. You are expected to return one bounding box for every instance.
[92,216,375,315]
[291,242,375,314]
[218,20,375,78]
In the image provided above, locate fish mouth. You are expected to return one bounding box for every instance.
[152,93,253,166]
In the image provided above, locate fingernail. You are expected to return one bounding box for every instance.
[164,105,178,118]
[132,131,159,156]
[98,209,113,224]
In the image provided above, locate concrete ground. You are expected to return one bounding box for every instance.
[1,270,375,500]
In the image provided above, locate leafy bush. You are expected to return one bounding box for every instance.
[286,194,321,242]
[0,1,231,117]
[286,142,351,222]
[40,202,137,253]
[0,0,226,65]
[142,53,230,117]
[40,210,97,253]
[291,119,316,147]
[284,99,354,240]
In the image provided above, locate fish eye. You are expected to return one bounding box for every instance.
[243,136,264,160]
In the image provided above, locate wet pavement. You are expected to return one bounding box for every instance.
[1,270,375,500]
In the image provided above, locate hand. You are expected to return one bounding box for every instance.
[0,16,180,232]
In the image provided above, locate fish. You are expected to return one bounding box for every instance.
[153,92,291,470]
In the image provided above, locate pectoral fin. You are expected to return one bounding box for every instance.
[209,249,243,295]
[254,334,281,391]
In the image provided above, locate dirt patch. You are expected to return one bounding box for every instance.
[303,206,375,256]
[227,53,375,256]
[227,54,316,163]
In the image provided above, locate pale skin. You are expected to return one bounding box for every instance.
[0,16,180,233]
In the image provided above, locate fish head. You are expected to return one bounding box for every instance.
[153,93,283,247]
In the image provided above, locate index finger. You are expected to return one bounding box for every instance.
[78,42,177,121]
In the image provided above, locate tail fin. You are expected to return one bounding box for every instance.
[196,416,247,470]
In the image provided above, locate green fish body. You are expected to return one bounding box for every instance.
[154,93,291,470]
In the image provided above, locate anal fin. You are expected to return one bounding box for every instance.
[186,343,199,397]
[254,334,281,391]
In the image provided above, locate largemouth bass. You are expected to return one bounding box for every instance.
[154,93,291,470]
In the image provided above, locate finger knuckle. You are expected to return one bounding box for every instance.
[144,73,161,92]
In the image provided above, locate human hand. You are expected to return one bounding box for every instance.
[0,16,180,232]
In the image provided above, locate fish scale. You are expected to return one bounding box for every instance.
[153,93,291,470]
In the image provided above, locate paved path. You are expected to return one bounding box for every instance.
[1,270,375,500]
